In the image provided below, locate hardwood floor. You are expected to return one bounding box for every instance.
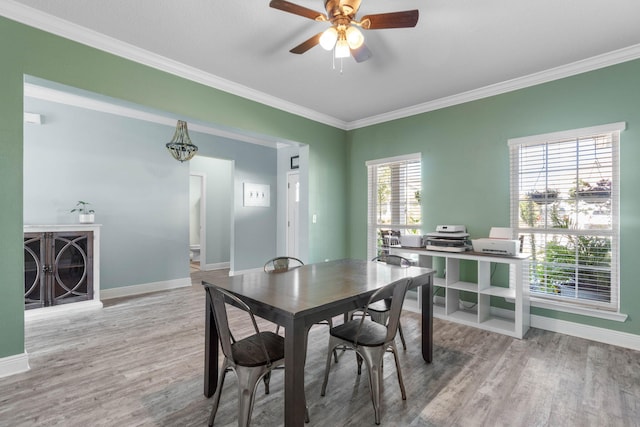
[1,270,639,426]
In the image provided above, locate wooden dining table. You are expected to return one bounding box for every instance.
[201,258,434,427]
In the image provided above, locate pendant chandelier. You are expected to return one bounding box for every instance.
[166,120,198,162]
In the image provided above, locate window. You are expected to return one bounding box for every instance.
[509,123,624,311]
[367,154,422,260]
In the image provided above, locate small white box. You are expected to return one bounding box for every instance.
[435,225,466,233]
[400,235,423,247]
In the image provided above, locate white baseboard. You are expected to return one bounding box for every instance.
[100,277,192,300]
[25,299,103,322]
[404,295,640,351]
[0,352,30,379]
[204,262,230,271]
[531,314,640,351]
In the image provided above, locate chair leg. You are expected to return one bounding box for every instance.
[398,321,407,350]
[263,371,271,394]
[327,318,339,363]
[235,367,268,427]
[208,362,229,427]
[320,337,339,396]
[389,342,407,400]
[356,352,363,375]
[358,347,386,425]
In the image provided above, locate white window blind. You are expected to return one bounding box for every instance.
[367,154,422,260]
[509,123,624,311]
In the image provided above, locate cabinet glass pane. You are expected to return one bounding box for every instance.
[24,235,44,308]
[53,234,90,303]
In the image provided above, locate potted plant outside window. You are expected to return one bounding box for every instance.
[71,201,95,223]
[527,189,558,204]
[570,179,611,201]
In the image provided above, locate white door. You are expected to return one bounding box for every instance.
[189,173,206,271]
[286,172,300,258]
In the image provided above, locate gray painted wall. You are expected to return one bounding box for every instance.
[24,97,189,289]
[193,136,278,272]
[24,95,277,288]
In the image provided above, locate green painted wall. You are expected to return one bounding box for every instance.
[2,13,639,362]
[347,59,640,335]
[0,17,347,359]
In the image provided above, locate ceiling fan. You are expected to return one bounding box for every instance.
[269,0,419,62]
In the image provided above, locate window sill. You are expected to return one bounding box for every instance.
[531,297,628,322]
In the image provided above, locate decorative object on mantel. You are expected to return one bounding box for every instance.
[166,120,198,162]
[70,200,95,223]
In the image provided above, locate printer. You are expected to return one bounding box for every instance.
[471,227,520,256]
[424,225,472,252]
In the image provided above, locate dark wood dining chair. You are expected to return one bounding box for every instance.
[320,278,412,425]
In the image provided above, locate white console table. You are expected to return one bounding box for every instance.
[390,248,530,339]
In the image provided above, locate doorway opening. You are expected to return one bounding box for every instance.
[189,173,206,272]
[189,156,234,272]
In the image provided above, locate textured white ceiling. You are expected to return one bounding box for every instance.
[7,0,640,127]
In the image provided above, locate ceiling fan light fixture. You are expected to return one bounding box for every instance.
[319,27,338,50]
[270,1,419,63]
[345,26,364,49]
[334,38,350,58]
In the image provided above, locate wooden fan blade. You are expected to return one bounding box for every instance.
[269,0,327,21]
[351,43,372,63]
[360,10,419,29]
[290,32,323,54]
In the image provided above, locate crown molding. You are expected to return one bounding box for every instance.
[24,83,287,148]
[3,1,640,132]
[347,43,640,130]
[0,1,347,130]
